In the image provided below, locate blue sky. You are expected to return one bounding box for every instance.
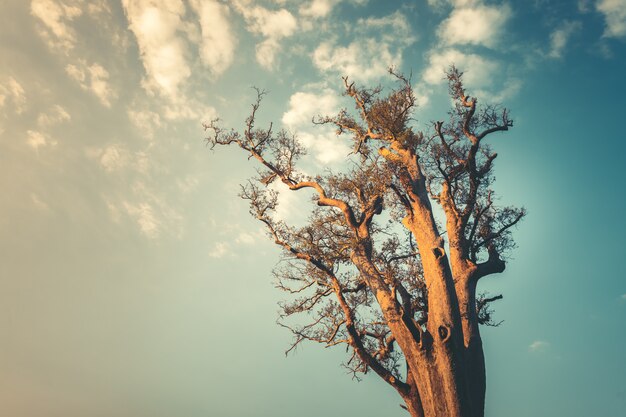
[0,1,625,416]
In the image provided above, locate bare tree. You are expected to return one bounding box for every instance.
[204,67,525,417]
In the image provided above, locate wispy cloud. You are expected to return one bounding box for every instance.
[312,11,414,81]
[548,21,582,59]
[0,77,27,114]
[114,182,184,240]
[127,108,162,139]
[232,1,298,69]
[299,0,337,18]
[529,340,550,352]
[65,60,115,107]
[596,0,626,38]
[313,40,398,81]
[208,241,231,258]
[282,90,339,129]
[423,48,498,88]
[122,0,191,99]
[30,0,83,52]
[37,104,71,127]
[30,193,51,212]
[437,3,512,48]
[26,130,57,150]
[189,0,237,77]
[282,88,350,164]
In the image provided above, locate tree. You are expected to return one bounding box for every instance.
[204,67,525,417]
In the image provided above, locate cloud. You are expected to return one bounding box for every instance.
[87,143,151,175]
[437,3,512,48]
[65,60,115,107]
[427,0,484,9]
[26,130,57,150]
[37,105,71,127]
[122,0,191,99]
[98,144,131,172]
[299,0,336,17]
[313,39,399,81]
[298,130,351,164]
[282,90,339,129]
[232,1,298,69]
[189,0,237,77]
[312,11,413,81]
[423,48,498,89]
[357,10,415,44]
[30,0,83,52]
[548,21,582,59]
[0,77,27,114]
[621,293,626,301]
[111,181,183,239]
[282,89,350,163]
[235,232,256,245]
[122,201,161,238]
[596,0,626,38]
[208,242,231,258]
[578,0,592,12]
[299,0,370,18]
[127,108,162,139]
[31,193,51,212]
[528,340,550,352]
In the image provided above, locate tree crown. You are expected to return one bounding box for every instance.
[204,67,525,385]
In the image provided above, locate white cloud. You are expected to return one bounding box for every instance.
[282,89,349,163]
[65,60,115,107]
[0,77,27,114]
[99,144,131,172]
[282,90,339,129]
[255,38,281,69]
[313,39,399,81]
[122,201,161,238]
[312,11,413,81]
[37,104,71,127]
[298,0,369,25]
[235,232,256,245]
[547,21,581,59]
[281,88,352,163]
[428,0,482,9]
[176,175,199,194]
[620,293,626,300]
[208,241,231,258]
[127,108,162,139]
[31,193,51,212]
[578,0,592,12]
[299,0,337,17]
[189,0,237,77]
[122,0,191,98]
[299,130,351,164]
[232,1,298,69]
[596,0,626,38]
[26,130,57,150]
[357,10,415,45]
[423,49,519,102]
[423,48,498,89]
[529,340,550,352]
[88,143,153,176]
[438,3,511,48]
[30,0,83,52]
[112,181,183,239]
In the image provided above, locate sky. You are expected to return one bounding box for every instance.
[0,0,625,416]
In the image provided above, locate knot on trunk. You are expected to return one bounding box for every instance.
[438,325,451,343]
[432,247,445,259]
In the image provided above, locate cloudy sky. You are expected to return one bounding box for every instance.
[1,0,625,416]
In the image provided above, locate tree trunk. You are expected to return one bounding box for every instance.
[400,343,486,417]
